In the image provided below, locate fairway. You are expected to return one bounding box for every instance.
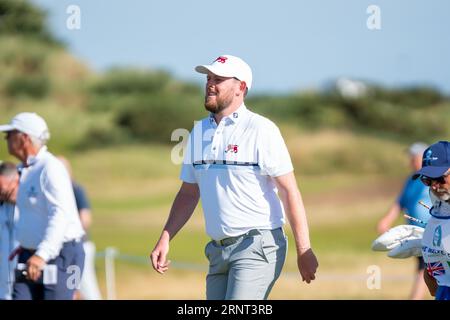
[93,255,416,299]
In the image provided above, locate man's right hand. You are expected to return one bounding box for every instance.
[150,233,171,274]
[297,248,318,283]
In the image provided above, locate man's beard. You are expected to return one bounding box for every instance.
[204,94,233,114]
[432,188,450,201]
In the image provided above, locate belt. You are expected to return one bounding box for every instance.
[22,248,36,254]
[213,229,261,246]
[63,238,83,246]
[22,238,82,253]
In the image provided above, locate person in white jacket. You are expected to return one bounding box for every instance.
[0,112,85,300]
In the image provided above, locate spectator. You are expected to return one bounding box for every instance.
[58,156,102,300]
[0,112,85,300]
[0,162,19,300]
[377,142,431,299]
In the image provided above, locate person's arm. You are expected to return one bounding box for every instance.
[423,270,438,297]
[79,209,92,231]
[73,184,92,231]
[377,203,401,234]
[273,172,318,283]
[150,182,200,274]
[28,163,76,281]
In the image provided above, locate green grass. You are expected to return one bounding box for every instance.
[92,193,173,212]
[93,224,210,265]
[310,219,378,254]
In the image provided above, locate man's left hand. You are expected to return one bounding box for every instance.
[26,255,46,282]
[297,248,318,283]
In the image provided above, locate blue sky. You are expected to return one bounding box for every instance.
[31,0,450,95]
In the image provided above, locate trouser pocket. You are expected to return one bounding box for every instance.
[260,228,287,264]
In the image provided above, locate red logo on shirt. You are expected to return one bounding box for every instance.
[215,56,228,64]
[225,144,238,153]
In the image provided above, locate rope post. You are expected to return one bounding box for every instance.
[104,247,119,300]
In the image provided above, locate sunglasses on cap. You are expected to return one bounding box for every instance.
[420,173,450,186]
[4,130,22,139]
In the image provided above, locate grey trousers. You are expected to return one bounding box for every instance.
[205,228,287,300]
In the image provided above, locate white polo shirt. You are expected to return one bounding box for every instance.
[180,104,293,240]
[0,202,18,300]
[421,192,450,287]
[16,146,85,262]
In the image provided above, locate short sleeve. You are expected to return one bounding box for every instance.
[258,120,294,177]
[397,178,411,209]
[73,183,91,211]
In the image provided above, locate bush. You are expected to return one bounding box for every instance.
[116,93,205,144]
[5,75,50,98]
[371,86,444,109]
[87,68,194,113]
[0,0,61,45]
[83,68,206,146]
[0,36,55,99]
[248,93,348,128]
[90,69,172,96]
[82,69,450,149]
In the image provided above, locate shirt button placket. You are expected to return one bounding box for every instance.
[213,123,224,157]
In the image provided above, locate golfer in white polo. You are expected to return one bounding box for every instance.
[151,54,318,299]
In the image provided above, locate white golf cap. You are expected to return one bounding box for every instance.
[0,112,50,141]
[195,54,253,91]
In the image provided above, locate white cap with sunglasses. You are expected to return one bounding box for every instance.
[0,112,50,142]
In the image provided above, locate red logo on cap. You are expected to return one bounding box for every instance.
[215,56,228,64]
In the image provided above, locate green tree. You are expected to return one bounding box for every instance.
[0,0,60,45]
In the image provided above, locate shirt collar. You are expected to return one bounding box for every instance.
[227,103,247,125]
[24,146,48,168]
[208,103,248,126]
